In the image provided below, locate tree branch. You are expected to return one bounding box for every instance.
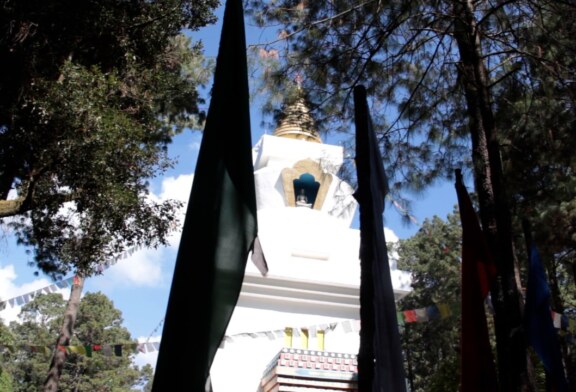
[248,0,378,48]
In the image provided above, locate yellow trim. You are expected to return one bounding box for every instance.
[301,328,309,349]
[280,159,333,209]
[317,329,325,351]
[284,327,293,348]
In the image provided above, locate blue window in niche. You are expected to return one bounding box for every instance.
[293,173,320,208]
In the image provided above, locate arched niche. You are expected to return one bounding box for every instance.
[281,159,333,210]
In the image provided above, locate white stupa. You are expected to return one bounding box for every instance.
[209,95,412,391]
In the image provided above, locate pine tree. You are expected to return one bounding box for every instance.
[4,291,150,391]
[395,212,462,391]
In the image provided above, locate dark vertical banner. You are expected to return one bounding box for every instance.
[454,169,498,392]
[353,85,407,392]
[151,0,257,390]
[524,244,569,391]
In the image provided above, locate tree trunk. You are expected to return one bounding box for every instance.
[452,0,535,390]
[0,191,75,218]
[44,275,84,392]
[0,198,25,217]
[542,249,573,389]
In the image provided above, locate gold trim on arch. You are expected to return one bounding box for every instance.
[281,159,333,210]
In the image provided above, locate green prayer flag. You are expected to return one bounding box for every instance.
[396,311,405,326]
[151,0,258,390]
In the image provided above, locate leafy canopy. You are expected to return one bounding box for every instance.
[0,0,219,277]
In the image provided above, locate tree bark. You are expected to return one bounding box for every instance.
[44,275,84,392]
[0,198,25,217]
[452,0,535,390]
[0,191,75,218]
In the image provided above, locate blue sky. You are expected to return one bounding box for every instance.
[0,3,462,369]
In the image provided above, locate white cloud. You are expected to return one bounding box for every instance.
[92,173,193,289]
[102,246,171,288]
[0,264,17,296]
[0,264,71,324]
[134,350,158,369]
[6,189,17,200]
[157,173,194,203]
[134,335,160,369]
[188,141,201,152]
[384,227,399,243]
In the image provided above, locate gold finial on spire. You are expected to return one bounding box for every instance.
[295,72,303,90]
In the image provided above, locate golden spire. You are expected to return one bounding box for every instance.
[273,84,322,143]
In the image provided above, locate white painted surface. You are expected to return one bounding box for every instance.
[210,134,412,391]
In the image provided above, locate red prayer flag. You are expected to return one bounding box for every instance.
[455,169,498,391]
[403,310,417,323]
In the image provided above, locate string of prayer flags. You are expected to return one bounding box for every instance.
[0,320,354,359]
[4,277,574,333]
[0,277,75,310]
[395,301,576,340]
[2,311,576,361]
[397,302,459,324]
[386,194,419,225]
[0,244,143,311]
[0,343,143,357]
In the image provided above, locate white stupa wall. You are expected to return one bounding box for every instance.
[253,134,344,173]
[210,307,361,392]
[210,133,412,391]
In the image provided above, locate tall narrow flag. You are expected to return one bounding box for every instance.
[353,85,407,392]
[151,0,259,390]
[524,244,569,391]
[454,169,498,391]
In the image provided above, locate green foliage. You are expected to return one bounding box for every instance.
[0,319,15,345]
[0,322,15,391]
[396,212,462,392]
[395,208,576,390]
[494,2,576,275]
[0,0,219,278]
[0,368,13,392]
[3,291,149,391]
[16,292,66,329]
[492,6,576,383]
